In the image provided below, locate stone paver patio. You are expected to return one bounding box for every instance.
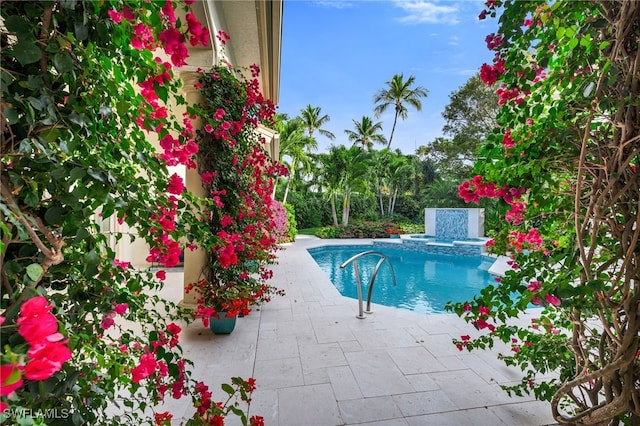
[159,237,556,425]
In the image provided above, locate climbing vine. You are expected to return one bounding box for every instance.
[451,1,639,424]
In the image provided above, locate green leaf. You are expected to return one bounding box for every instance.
[45,204,65,225]
[26,263,44,281]
[221,383,234,394]
[24,188,40,207]
[4,107,19,125]
[155,85,168,103]
[70,167,86,181]
[14,41,41,65]
[87,168,105,183]
[568,38,578,50]
[579,37,591,48]
[101,201,114,219]
[86,250,100,265]
[41,127,61,143]
[27,96,44,111]
[68,112,86,127]
[53,52,74,73]
[4,15,31,36]
[26,75,44,90]
[74,22,88,41]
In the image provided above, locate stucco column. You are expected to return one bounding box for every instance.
[179,70,207,308]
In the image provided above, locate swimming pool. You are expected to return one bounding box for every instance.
[307,245,496,315]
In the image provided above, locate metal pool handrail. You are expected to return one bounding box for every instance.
[339,250,397,319]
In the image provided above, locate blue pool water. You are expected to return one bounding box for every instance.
[308,245,495,315]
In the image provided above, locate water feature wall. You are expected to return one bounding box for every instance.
[424,208,485,240]
[374,240,484,256]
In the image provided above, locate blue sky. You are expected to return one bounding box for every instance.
[277,0,499,154]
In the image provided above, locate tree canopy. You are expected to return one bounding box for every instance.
[373,73,428,149]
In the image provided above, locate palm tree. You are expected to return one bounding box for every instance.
[316,146,370,226]
[344,116,387,149]
[373,74,428,149]
[300,105,336,140]
[275,115,317,204]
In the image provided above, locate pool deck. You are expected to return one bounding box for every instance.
[160,237,556,425]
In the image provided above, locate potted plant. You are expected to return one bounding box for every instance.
[386,225,405,238]
[186,269,281,334]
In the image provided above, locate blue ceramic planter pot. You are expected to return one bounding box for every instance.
[209,313,237,334]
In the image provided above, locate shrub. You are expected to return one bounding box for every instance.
[283,203,297,243]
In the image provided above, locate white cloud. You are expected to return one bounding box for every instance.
[393,1,460,25]
[448,35,459,45]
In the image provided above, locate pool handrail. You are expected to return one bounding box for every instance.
[339,250,397,319]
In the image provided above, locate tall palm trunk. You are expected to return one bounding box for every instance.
[330,193,339,227]
[389,188,399,216]
[282,163,295,204]
[386,112,399,149]
[341,191,351,226]
[377,179,385,217]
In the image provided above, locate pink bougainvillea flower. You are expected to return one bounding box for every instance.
[160,0,176,24]
[527,281,542,292]
[158,28,188,66]
[545,294,561,306]
[167,173,185,195]
[156,270,167,280]
[476,318,490,329]
[478,305,491,316]
[167,322,181,335]
[502,128,515,149]
[154,411,173,425]
[114,303,129,315]
[0,363,23,396]
[251,415,265,426]
[100,312,116,330]
[114,259,131,269]
[479,63,498,85]
[121,6,135,20]
[16,297,59,345]
[185,12,210,46]
[218,243,239,268]
[107,9,123,23]
[18,295,51,318]
[220,214,234,227]
[485,32,503,50]
[216,30,231,45]
[214,108,226,121]
[131,352,157,384]
[131,23,155,51]
[24,341,73,380]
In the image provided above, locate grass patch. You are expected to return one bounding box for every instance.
[297,227,322,236]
